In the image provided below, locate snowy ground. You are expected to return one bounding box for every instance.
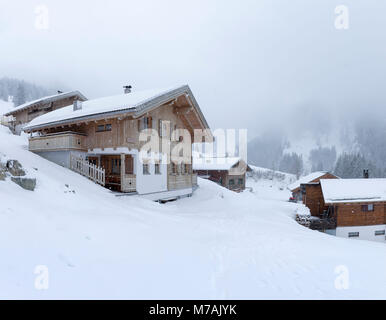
[1,125,386,299]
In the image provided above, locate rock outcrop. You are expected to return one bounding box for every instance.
[0,159,36,191]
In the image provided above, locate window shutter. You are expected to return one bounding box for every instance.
[137,119,141,132]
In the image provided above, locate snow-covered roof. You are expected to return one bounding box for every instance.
[24,85,209,132]
[288,171,331,191]
[321,178,386,203]
[4,91,87,116]
[193,157,242,171]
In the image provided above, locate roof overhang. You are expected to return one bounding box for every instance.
[5,91,87,116]
[24,85,212,139]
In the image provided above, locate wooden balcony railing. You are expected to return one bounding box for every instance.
[70,155,105,186]
[29,132,87,152]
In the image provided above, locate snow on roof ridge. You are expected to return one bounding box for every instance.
[5,90,86,116]
[288,171,330,191]
[193,156,242,171]
[25,84,190,130]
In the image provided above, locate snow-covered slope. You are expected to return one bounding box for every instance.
[246,165,296,201]
[1,125,386,299]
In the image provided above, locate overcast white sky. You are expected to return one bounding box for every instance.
[1,0,386,138]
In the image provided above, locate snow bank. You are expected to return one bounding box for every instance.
[1,125,386,299]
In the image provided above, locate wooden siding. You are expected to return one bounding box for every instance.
[29,132,87,151]
[303,184,328,217]
[335,202,386,227]
[167,163,193,190]
[29,99,200,193]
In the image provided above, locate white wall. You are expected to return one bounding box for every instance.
[134,151,168,195]
[36,150,86,168]
[336,225,386,242]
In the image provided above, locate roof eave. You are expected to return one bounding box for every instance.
[24,107,136,132]
[4,91,87,117]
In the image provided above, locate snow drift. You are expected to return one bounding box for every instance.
[0,125,386,299]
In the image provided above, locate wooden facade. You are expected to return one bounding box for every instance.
[303,181,386,229]
[332,202,386,227]
[24,86,209,199]
[303,183,328,217]
[194,159,250,192]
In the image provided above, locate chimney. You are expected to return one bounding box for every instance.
[73,100,82,111]
[123,85,132,94]
[363,169,369,179]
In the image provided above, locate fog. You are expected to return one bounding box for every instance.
[1,0,386,139]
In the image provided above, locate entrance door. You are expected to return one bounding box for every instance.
[100,155,121,191]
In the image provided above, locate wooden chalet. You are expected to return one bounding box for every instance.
[23,85,212,201]
[301,177,386,242]
[193,157,251,192]
[288,171,338,202]
[4,91,87,134]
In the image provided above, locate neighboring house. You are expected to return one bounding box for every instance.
[23,85,211,201]
[193,157,251,192]
[4,91,87,134]
[288,171,339,202]
[305,178,386,243]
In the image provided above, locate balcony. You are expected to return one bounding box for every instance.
[29,131,87,152]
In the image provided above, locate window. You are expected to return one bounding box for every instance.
[180,163,185,175]
[96,124,112,132]
[229,179,235,186]
[185,164,190,174]
[125,155,134,175]
[138,116,152,131]
[155,163,161,175]
[143,163,150,175]
[348,232,359,238]
[238,178,244,185]
[111,158,121,175]
[171,163,177,175]
[361,204,374,212]
[375,230,385,236]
